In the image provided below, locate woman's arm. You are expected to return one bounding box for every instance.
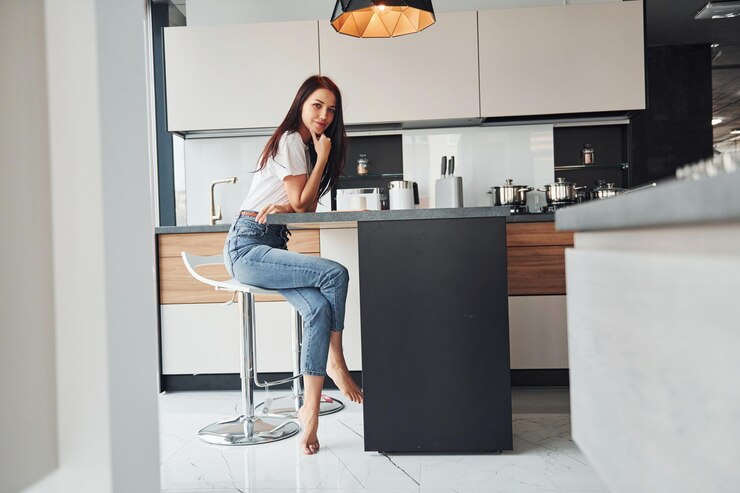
[284,129,331,213]
[255,130,331,224]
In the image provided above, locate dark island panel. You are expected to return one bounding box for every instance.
[358,217,513,453]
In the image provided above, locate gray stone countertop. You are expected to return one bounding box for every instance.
[555,169,740,232]
[155,208,554,234]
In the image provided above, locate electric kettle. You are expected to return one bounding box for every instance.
[388,180,419,210]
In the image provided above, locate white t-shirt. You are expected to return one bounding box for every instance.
[239,131,312,212]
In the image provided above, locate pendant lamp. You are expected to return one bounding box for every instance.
[331,0,436,38]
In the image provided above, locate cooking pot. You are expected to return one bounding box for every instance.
[537,177,585,205]
[591,181,624,200]
[388,180,419,210]
[490,179,533,206]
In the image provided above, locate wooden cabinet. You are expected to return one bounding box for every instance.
[161,302,294,374]
[506,222,574,296]
[164,21,320,131]
[318,11,480,125]
[507,222,572,370]
[158,230,320,303]
[509,295,568,369]
[157,229,320,376]
[479,1,645,118]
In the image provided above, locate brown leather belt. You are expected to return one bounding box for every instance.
[240,211,258,217]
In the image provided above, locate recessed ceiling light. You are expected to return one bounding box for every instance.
[695,1,740,19]
[712,117,723,125]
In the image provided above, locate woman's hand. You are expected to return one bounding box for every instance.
[255,203,293,224]
[310,128,331,163]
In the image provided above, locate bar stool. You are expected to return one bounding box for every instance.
[181,252,343,446]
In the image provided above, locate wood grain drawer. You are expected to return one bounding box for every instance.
[158,229,320,304]
[506,222,574,247]
[158,229,320,258]
[507,245,568,296]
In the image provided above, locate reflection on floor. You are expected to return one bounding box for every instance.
[159,388,607,493]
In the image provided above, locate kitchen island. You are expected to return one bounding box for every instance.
[269,207,517,453]
[154,208,571,452]
[555,167,740,492]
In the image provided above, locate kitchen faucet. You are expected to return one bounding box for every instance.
[210,177,238,225]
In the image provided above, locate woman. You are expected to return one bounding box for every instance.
[223,75,363,455]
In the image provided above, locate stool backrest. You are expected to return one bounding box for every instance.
[180,252,277,295]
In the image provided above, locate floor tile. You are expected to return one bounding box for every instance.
[159,389,608,492]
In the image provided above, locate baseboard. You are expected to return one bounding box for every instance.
[161,369,566,392]
[510,369,569,387]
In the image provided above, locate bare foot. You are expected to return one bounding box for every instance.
[296,405,320,455]
[327,363,364,404]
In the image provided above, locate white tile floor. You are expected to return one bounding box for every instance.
[159,388,608,492]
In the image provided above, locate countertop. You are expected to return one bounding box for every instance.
[555,169,740,232]
[155,208,555,234]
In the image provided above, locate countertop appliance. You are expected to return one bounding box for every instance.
[335,187,382,211]
[388,180,419,210]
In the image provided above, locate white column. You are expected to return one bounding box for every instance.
[19,0,160,491]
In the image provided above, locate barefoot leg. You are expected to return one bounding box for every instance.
[297,374,323,455]
[326,331,364,404]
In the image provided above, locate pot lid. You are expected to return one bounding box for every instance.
[592,181,623,192]
[495,178,529,189]
[547,177,575,186]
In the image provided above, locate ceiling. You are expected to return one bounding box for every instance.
[644,0,740,147]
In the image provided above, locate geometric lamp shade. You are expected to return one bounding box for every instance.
[331,0,436,38]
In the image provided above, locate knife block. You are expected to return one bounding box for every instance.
[435,176,464,208]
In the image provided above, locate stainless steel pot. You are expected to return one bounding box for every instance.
[591,181,624,200]
[537,177,585,205]
[490,179,533,206]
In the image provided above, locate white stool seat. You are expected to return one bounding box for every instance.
[181,253,279,295]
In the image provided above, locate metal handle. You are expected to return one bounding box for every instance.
[624,182,657,194]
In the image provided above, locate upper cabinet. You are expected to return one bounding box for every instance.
[163,4,645,131]
[164,21,320,132]
[478,1,645,118]
[318,12,480,125]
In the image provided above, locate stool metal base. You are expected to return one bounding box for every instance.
[257,394,345,418]
[198,415,299,446]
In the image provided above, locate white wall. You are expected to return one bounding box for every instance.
[0,1,58,491]
[187,0,619,26]
[2,0,161,491]
[183,135,268,225]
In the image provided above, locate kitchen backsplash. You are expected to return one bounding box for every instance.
[177,125,554,225]
[403,125,554,208]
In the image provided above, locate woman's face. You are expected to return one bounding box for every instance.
[300,88,336,136]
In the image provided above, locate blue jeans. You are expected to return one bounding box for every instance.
[223,215,349,377]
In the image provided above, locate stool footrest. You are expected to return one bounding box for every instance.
[252,372,303,389]
[257,394,345,417]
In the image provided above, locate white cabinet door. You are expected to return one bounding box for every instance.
[509,295,568,369]
[161,301,294,374]
[479,1,645,117]
[319,228,362,370]
[164,21,319,131]
[319,12,480,125]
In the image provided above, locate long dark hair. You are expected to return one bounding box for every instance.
[257,75,348,199]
